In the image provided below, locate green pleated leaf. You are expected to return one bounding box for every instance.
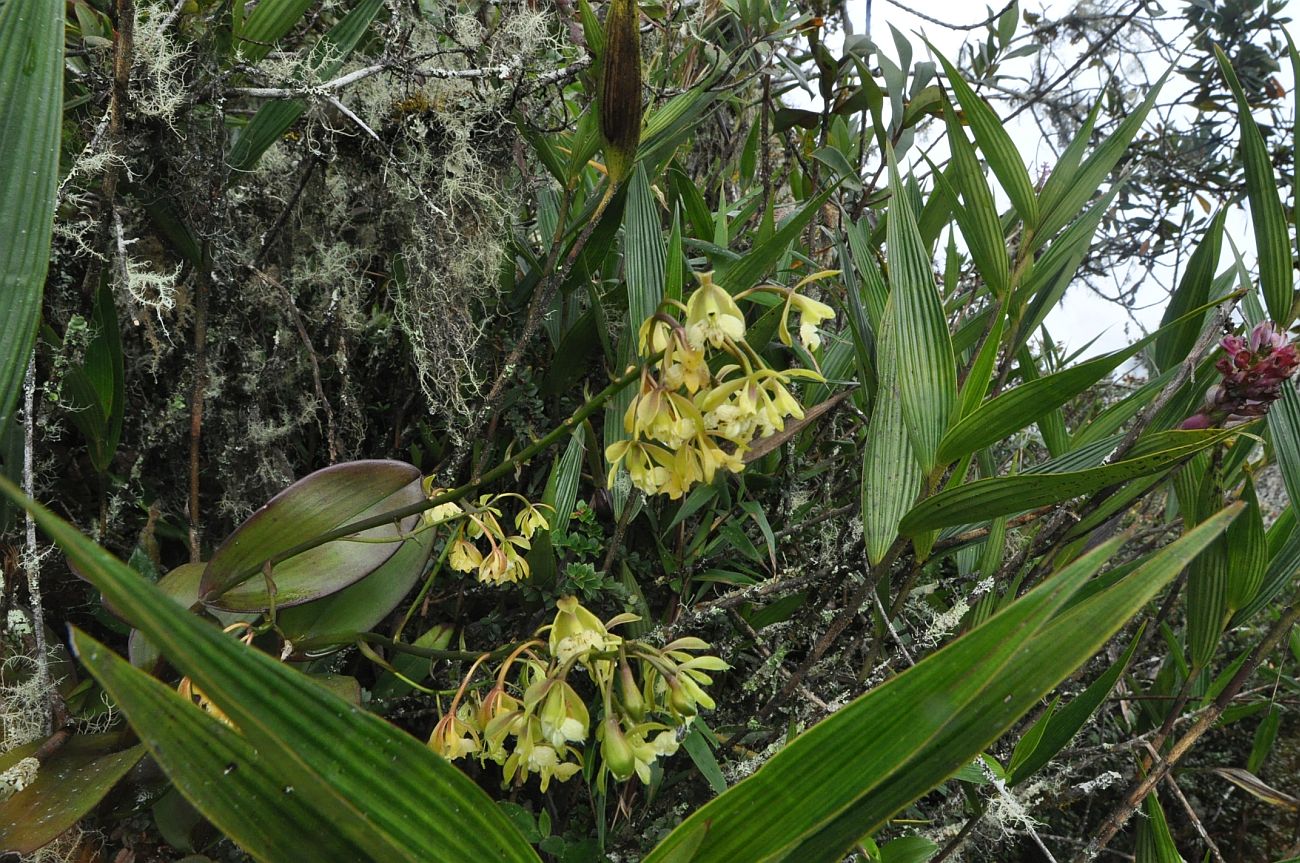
[1034,68,1170,250]
[1188,476,1268,671]
[0,735,144,855]
[1267,380,1300,510]
[1011,186,1119,353]
[833,229,878,398]
[933,47,1038,228]
[1289,31,1300,267]
[862,303,921,564]
[715,184,837,295]
[1154,210,1227,372]
[71,630,375,862]
[941,295,1232,463]
[886,148,956,472]
[236,0,314,63]
[624,163,665,329]
[0,476,539,863]
[1230,508,1300,625]
[0,0,64,436]
[935,102,1008,298]
[1225,478,1267,614]
[1186,533,1229,670]
[228,0,385,171]
[202,460,423,610]
[644,508,1237,863]
[548,428,586,538]
[846,216,888,330]
[1134,791,1184,863]
[956,313,1006,420]
[900,428,1240,534]
[1035,93,1102,223]
[1007,626,1143,785]
[1215,45,1295,324]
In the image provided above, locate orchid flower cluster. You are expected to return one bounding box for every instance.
[428,597,726,792]
[421,482,551,586]
[1181,322,1299,430]
[605,271,836,499]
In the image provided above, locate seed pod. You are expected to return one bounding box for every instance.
[599,0,642,186]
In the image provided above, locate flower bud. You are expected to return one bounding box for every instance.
[667,675,697,718]
[618,658,646,722]
[601,715,637,780]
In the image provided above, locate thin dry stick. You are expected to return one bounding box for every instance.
[1072,587,1300,861]
[252,268,339,463]
[869,581,914,666]
[458,183,617,482]
[1158,765,1226,863]
[727,609,831,712]
[189,267,208,563]
[764,536,908,711]
[22,356,52,736]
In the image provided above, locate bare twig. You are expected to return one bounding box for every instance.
[1072,586,1300,861]
[252,268,339,463]
[882,0,1015,31]
[1159,767,1227,863]
[22,356,52,736]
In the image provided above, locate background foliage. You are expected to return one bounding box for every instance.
[2,0,1300,861]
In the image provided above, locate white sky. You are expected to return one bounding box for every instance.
[808,0,1300,358]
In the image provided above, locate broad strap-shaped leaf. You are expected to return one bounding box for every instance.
[275,525,433,647]
[0,0,64,436]
[0,476,539,863]
[624,163,665,329]
[0,735,144,854]
[236,0,314,63]
[645,508,1238,863]
[934,103,1008,298]
[900,428,1239,534]
[932,47,1038,228]
[1215,45,1295,324]
[862,302,922,564]
[1134,791,1183,863]
[886,148,956,471]
[1034,68,1171,249]
[1154,210,1226,373]
[715,183,837,295]
[228,0,385,171]
[1008,627,1143,785]
[201,460,422,609]
[941,295,1234,463]
[71,630,372,862]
